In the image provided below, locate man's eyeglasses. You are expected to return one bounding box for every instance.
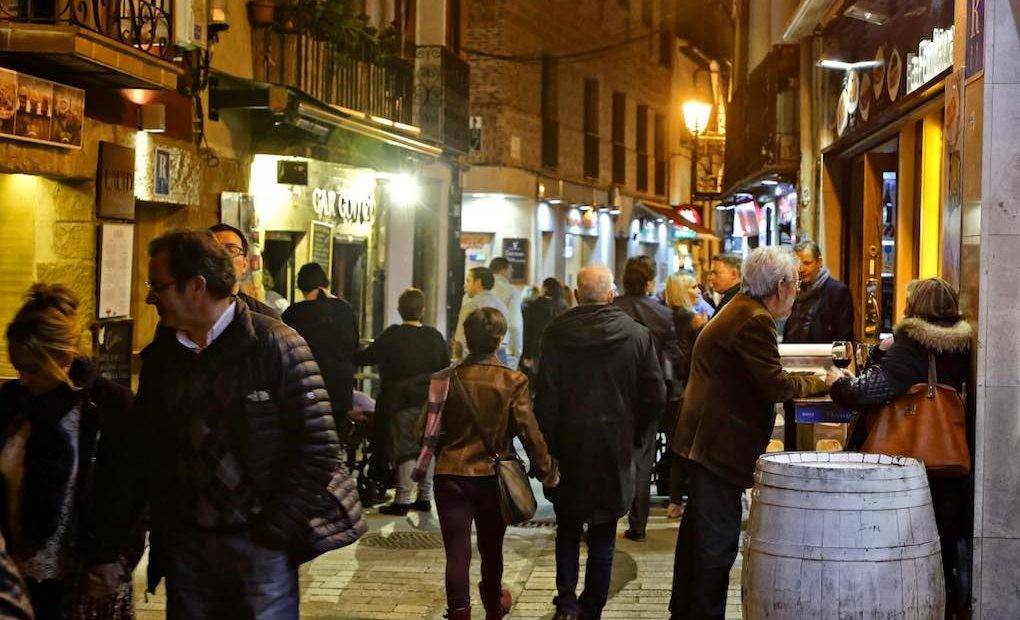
[145,279,177,294]
[223,244,246,258]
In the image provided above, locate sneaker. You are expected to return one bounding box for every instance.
[410,499,432,512]
[623,529,646,542]
[378,502,413,516]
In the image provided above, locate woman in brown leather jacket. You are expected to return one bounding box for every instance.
[436,308,559,620]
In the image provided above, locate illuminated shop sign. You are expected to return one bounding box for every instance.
[312,186,375,224]
[906,25,954,94]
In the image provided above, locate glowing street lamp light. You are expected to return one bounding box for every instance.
[682,101,713,137]
[682,100,712,201]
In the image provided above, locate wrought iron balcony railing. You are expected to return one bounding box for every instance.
[254,28,414,127]
[0,0,174,60]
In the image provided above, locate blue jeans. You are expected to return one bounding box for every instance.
[165,527,299,619]
[553,518,617,619]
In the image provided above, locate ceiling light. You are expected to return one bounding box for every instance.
[844,4,888,25]
[761,179,778,186]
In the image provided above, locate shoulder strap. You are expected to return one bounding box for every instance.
[927,352,937,398]
[451,371,500,459]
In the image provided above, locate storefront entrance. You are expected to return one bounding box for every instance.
[826,106,946,343]
[332,238,367,327]
[263,232,302,303]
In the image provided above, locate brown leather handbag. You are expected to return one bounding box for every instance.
[861,353,971,477]
[452,373,537,525]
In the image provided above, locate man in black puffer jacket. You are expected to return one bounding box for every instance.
[89,230,361,619]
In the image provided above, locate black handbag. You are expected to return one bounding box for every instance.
[452,373,537,525]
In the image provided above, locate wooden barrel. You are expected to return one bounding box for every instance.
[742,452,944,619]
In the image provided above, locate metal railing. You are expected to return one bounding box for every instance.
[254,28,414,126]
[0,0,174,59]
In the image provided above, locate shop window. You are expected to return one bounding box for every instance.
[542,56,559,170]
[654,112,666,196]
[636,104,648,192]
[612,92,626,185]
[583,78,599,179]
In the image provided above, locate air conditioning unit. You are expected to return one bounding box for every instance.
[175,0,208,50]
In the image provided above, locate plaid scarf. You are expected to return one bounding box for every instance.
[411,364,456,482]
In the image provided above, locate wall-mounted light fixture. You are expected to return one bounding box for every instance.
[139,103,166,133]
[818,59,883,71]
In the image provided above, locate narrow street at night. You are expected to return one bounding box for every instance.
[0,0,1016,617]
[132,501,744,620]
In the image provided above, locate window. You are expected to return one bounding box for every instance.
[654,113,666,196]
[642,0,653,26]
[583,78,599,179]
[542,56,559,169]
[636,104,648,192]
[658,19,672,68]
[612,92,626,185]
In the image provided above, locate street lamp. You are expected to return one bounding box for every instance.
[682,101,712,200]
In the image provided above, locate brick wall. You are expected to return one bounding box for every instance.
[465,0,675,197]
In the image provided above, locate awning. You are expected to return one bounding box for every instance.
[638,200,718,239]
[210,75,442,157]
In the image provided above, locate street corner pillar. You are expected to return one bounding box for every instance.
[973,0,1020,618]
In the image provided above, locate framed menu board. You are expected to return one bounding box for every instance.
[91,318,133,388]
[309,221,334,279]
[501,237,529,284]
[97,222,134,319]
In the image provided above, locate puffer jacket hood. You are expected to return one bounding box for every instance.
[542,304,637,351]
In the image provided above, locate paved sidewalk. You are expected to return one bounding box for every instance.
[132,503,742,619]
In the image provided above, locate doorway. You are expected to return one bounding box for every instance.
[844,142,898,342]
[263,232,302,303]
[332,238,367,328]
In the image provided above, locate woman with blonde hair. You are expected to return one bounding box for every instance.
[662,272,709,519]
[0,284,139,618]
[828,277,972,615]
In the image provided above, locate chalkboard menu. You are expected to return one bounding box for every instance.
[501,237,529,284]
[92,318,133,388]
[310,221,333,278]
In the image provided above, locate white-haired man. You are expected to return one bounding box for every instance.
[668,247,827,620]
[535,265,666,620]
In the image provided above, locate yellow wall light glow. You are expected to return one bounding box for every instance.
[919,112,943,279]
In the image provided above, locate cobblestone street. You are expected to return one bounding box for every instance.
[132,499,742,619]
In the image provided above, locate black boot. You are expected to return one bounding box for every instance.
[378,502,413,516]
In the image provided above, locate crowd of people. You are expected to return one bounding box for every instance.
[0,224,973,620]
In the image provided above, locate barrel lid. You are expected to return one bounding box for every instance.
[757,451,925,480]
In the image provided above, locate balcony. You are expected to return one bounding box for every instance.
[0,0,180,89]
[252,26,414,127]
[414,45,469,153]
[722,45,799,194]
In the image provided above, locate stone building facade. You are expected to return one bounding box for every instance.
[463,0,705,288]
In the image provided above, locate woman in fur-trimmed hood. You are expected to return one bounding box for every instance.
[828,277,973,616]
[828,278,972,430]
